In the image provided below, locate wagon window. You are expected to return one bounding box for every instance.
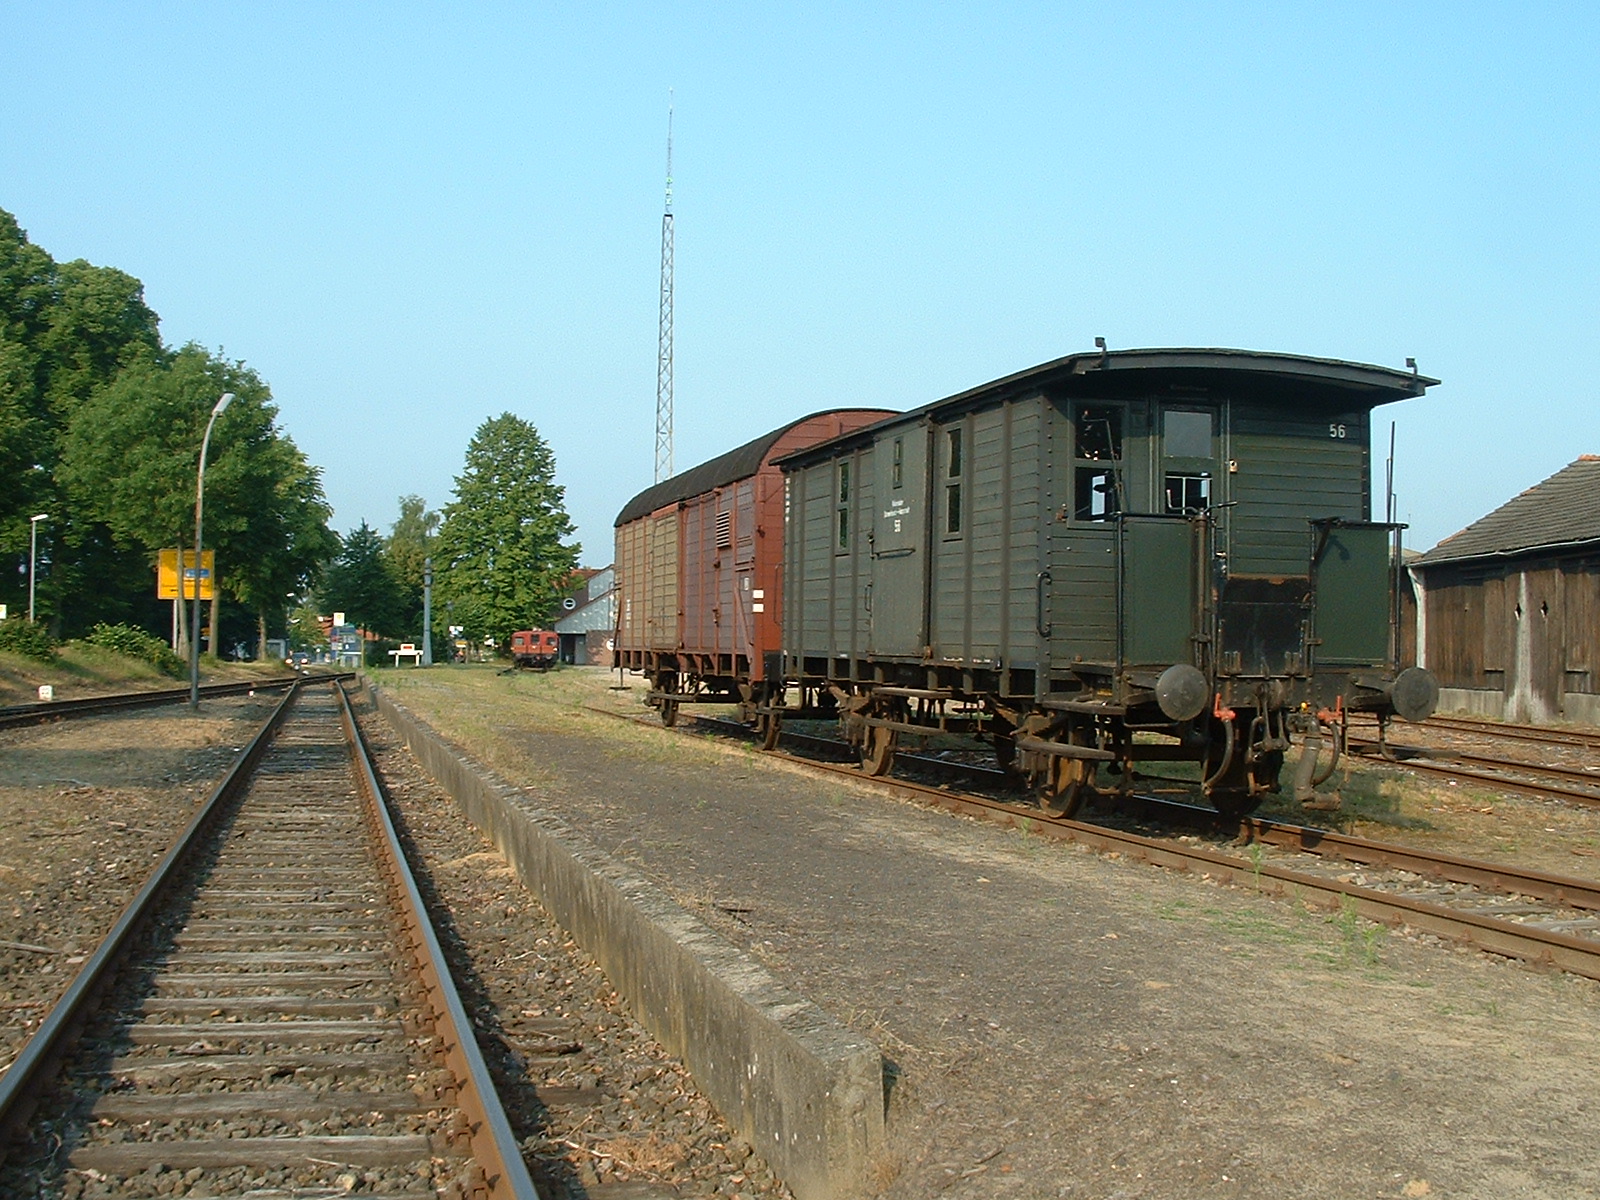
[891,438,904,489]
[1164,410,1211,458]
[1164,472,1210,514]
[836,462,851,551]
[1075,468,1120,520]
[945,427,963,535]
[1162,409,1212,514]
[1076,405,1121,461]
[1073,405,1123,520]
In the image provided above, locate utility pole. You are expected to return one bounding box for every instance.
[655,95,675,484]
[422,556,433,666]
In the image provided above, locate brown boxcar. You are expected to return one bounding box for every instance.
[614,409,893,734]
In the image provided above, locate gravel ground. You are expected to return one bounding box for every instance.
[0,694,285,1080]
[373,666,1600,1200]
[10,673,1600,1200]
[1,686,793,1199]
[353,691,794,1200]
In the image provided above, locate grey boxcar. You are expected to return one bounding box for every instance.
[774,347,1439,815]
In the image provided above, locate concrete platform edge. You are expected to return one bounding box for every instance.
[364,680,885,1200]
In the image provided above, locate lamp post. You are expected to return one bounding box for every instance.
[422,556,433,666]
[27,513,48,623]
[189,392,234,709]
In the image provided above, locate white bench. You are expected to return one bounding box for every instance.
[389,643,424,667]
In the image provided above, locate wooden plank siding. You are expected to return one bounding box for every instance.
[1420,552,1600,720]
[613,510,681,657]
[931,408,1010,664]
[1227,406,1369,575]
[790,450,874,670]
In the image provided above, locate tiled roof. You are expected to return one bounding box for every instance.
[1415,456,1600,566]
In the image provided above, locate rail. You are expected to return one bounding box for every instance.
[0,675,313,730]
[601,705,1600,982]
[0,678,540,1198]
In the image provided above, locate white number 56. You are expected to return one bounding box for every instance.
[1328,423,1347,439]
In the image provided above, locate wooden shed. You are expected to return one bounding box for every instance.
[1411,456,1600,724]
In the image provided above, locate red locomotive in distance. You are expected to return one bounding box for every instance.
[509,629,559,670]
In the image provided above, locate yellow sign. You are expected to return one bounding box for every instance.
[158,549,216,601]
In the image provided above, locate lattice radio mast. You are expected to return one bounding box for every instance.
[654,97,675,483]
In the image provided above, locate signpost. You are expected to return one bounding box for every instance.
[158,549,216,651]
[158,549,216,601]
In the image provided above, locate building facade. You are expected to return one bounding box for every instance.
[1412,457,1600,724]
[554,565,616,666]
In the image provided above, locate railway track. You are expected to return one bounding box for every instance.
[0,681,538,1199]
[1410,712,1600,752]
[1347,734,1600,808]
[1342,711,1600,807]
[0,676,308,731]
[606,707,1600,983]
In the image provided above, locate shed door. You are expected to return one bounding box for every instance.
[870,429,928,656]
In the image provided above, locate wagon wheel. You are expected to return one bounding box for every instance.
[656,672,681,729]
[755,685,784,751]
[1034,719,1094,817]
[1035,754,1090,818]
[860,723,897,776]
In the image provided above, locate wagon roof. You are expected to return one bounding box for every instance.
[1415,456,1600,567]
[775,346,1438,467]
[614,408,897,526]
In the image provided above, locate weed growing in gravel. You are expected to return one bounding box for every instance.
[1330,895,1386,966]
[1246,840,1265,889]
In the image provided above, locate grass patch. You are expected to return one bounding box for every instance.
[370,663,742,788]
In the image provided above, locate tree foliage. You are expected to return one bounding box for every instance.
[385,494,438,634]
[433,414,579,647]
[0,206,337,642]
[320,521,409,639]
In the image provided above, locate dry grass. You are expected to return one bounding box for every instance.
[0,644,289,707]
[368,663,741,787]
[368,663,1600,885]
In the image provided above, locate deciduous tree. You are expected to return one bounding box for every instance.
[320,521,408,640]
[433,414,578,649]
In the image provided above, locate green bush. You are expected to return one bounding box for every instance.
[86,622,185,677]
[0,617,57,662]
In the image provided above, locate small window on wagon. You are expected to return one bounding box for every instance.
[945,426,964,535]
[1073,405,1123,520]
[836,461,851,551]
[1164,472,1210,514]
[1161,409,1213,515]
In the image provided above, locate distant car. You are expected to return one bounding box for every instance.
[286,652,311,670]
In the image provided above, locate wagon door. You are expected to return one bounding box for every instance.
[870,428,928,657]
[731,478,758,676]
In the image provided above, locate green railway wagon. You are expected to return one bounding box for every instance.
[774,347,1439,816]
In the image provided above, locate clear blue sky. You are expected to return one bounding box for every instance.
[4,3,1596,560]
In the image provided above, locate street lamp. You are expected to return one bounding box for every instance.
[189,392,234,709]
[422,556,433,666]
[27,513,48,623]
